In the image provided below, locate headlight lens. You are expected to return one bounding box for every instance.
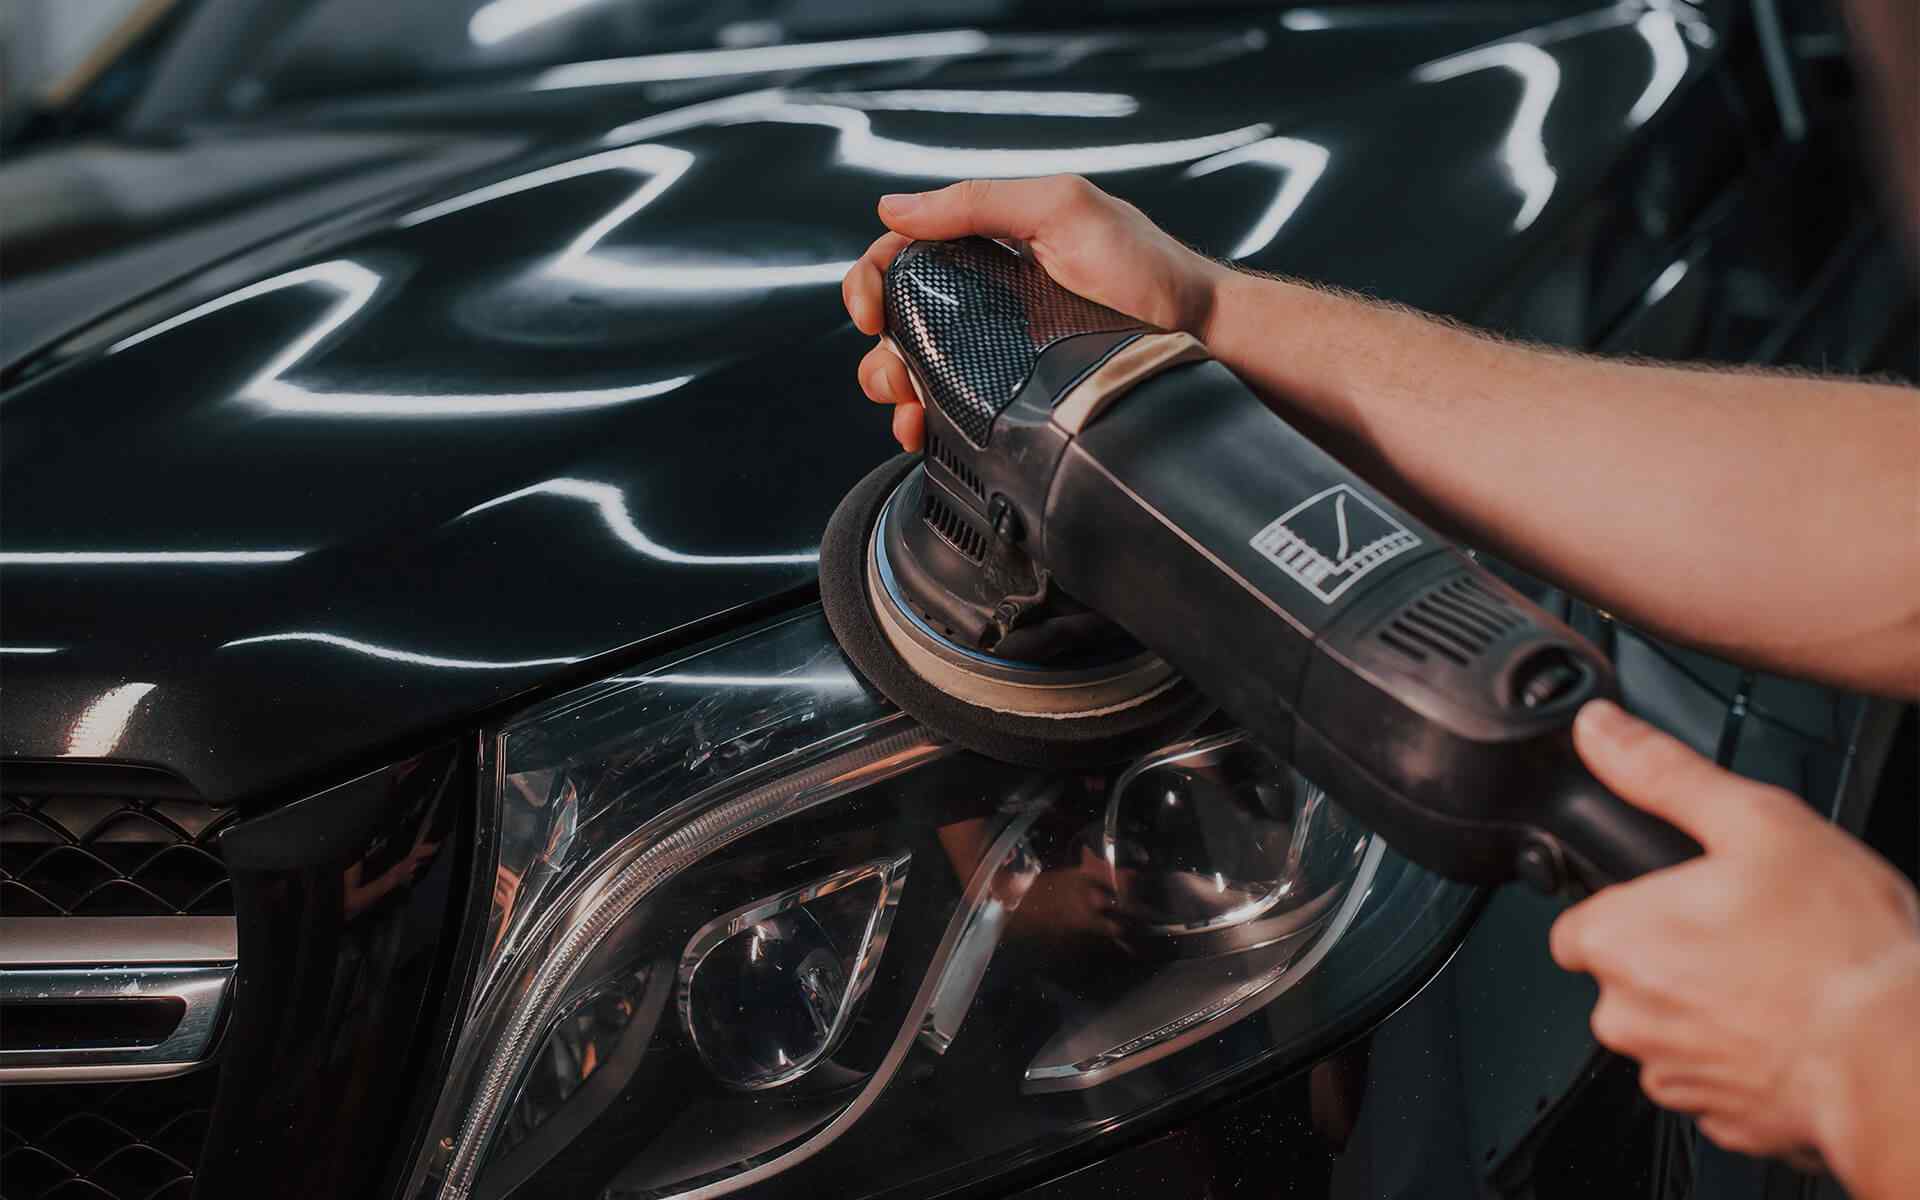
[410,609,1475,1200]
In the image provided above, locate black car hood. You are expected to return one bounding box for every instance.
[0,8,1714,803]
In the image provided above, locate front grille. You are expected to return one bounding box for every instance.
[1,793,237,917]
[0,1071,215,1200]
[0,766,232,1200]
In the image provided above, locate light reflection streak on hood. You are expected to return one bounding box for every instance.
[468,0,607,46]
[106,259,693,416]
[459,477,819,566]
[600,91,1270,180]
[533,30,994,90]
[808,89,1139,118]
[412,140,850,295]
[1627,9,1690,128]
[222,632,583,671]
[1415,41,1562,231]
[1185,137,1331,259]
[0,550,305,565]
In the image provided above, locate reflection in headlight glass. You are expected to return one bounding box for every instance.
[408,609,1477,1200]
[679,855,910,1091]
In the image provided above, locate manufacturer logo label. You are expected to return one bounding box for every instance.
[1249,484,1420,604]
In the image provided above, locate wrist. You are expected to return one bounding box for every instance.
[1175,255,1234,346]
[1805,940,1920,1198]
[1194,266,1384,434]
[1192,261,1273,352]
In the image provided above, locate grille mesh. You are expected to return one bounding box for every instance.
[0,1072,215,1200]
[884,237,1145,445]
[1,793,237,917]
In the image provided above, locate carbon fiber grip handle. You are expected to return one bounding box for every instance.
[883,238,1150,445]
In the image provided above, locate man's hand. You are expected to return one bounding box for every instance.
[840,175,1229,451]
[1552,700,1920,1197]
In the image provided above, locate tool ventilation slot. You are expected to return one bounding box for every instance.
[925,434,986,501]
[1,765,235,917]
[922,490,986,563]
[1379,572,1525,666]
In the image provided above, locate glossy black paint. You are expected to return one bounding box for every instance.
[4,0,1736,807]
[197,740,473,1199]
[2,5,1911,1200]
[0,131,530,364]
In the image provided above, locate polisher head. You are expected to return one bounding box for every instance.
[820,454,1212,767]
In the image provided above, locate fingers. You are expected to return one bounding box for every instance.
[1587,989,1698,1061]
[1638,1067,1716,1115]
[850,177,1117,453]
[858,341,924,452]
[1696,1115,1781,1158]
[864,230,912,273]
[877,175,1105,242]
[892,401,925,453]
[1573,700,1787,849]
[857,343,912,407]
[1549,871,1706,975]
[1550,882,1666,974]
[843,231,912,334]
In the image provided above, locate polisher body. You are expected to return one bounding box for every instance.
[832,237,1699,894]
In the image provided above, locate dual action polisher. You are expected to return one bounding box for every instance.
[821,237,1701,893]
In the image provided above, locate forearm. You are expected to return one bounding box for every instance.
[1201,268,1920,697]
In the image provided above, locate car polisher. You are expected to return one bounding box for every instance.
[820,237,1701,894]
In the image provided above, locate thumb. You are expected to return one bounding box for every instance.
[877,176,1100,243]
[1573,699,1779,851]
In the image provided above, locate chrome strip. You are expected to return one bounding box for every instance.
[672,769,1057,1200]
[439,723,948,1199]
[918,793,1050,1054]
[0,1061,216,1084]
[0,963,233,1080]
[0,916,238,966]
[0,918,237,1084]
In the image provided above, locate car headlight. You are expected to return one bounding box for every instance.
[407,608,1476,1200]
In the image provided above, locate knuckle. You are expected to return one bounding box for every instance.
[1748,784,1807,825]
[956,177,996,213]
[1551,906,1613,972]
[1056,174,1099,208]
[1547,915,1582,967]
[1754,782,1798,807]
[1886,873,1920,923]
[1639,1068,1678,1104]
[1698,1118,1760,1156]
[1589,999,1635,1052]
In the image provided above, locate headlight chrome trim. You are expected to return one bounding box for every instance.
[439,720,944,1199]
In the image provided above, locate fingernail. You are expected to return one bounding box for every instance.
[1577,699,1631,745]
[880,193,922,215]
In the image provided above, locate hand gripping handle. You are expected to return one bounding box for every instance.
[881,238,1149,445]
[1541,754,1703,893]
